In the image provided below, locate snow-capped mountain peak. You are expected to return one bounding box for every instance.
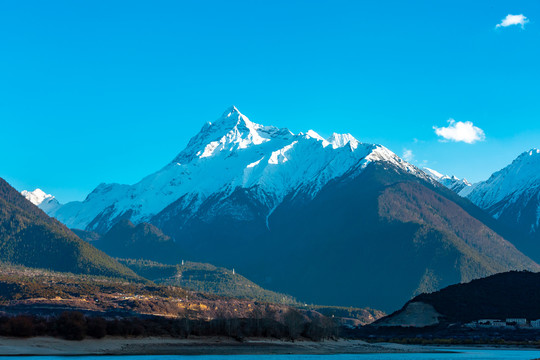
[327,133,359,150]
[174,106,293,163]
[21,188,62,213]
[222,105,241,118]
[463,148,540,210]
[461,148,540,239]
[49,107,427,232]
[21,188,51,205]
[422,167,471,193]
[212,105,259,133]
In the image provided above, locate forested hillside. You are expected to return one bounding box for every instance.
[0,178,140,280]
[118,259,298,305]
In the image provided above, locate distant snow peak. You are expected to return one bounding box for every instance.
[422,168,471,193]
[22,188,52,206]
[462,148,540,236]
[504,148,540,179]
[423,167,444,180]
[465,148,540,209]
[21,188,62,213]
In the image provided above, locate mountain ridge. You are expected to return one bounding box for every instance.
[459,149,540,261]
[0,178,141,280]
[19,108,540,311]
[422,168,471,193]
[46,106,429,233]
[21,188,62,213]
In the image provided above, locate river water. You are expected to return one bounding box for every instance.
[4,349,540,360]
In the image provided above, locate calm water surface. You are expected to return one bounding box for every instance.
[5,350,540,360]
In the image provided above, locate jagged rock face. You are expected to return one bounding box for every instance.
[461,149,540,261]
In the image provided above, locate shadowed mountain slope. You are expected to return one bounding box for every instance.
[30,108,540,311]
[460,149,540,262]
[118,258,298,305]
[0,178,140,281]
[149,163,539,311]
[94,220,184,264]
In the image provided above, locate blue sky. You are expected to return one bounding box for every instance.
[1,0,539,202]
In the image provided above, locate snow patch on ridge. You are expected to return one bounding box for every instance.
[422,168,471,193]
[246,158,263,168]
[327,133,359,150]
[268,141,297,164]
[423,168,444,180]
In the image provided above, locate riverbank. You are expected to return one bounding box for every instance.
[0,337,434,355]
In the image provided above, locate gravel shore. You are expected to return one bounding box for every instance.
[0,336,433,355]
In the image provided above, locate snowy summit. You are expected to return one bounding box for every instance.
[463,149,540,217]
[21,188,62,213]
[45,106,425,232]
[423,168,471,193]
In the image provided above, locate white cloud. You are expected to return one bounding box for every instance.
[402,148,414,162]
[496,14,529,29]
[433,119,485,144]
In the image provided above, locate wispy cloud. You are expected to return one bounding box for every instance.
[433,119,485,144]
[496,14,529,29]
[402,148,414,162]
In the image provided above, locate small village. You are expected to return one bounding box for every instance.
[467,318,540,329]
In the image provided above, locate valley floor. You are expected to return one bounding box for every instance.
[0,336,432,355]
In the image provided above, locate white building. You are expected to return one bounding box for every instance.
[531,319,540,328]
[506,318,527,326]
[477,319,508,327]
